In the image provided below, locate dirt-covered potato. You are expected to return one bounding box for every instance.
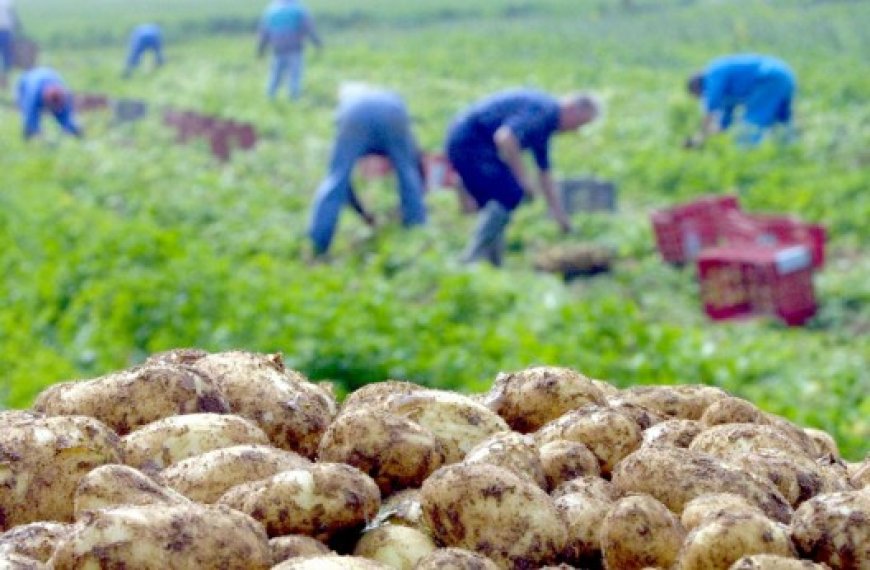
[0,411,44,426]
[32,364,230,435]
[273,555,391,569]
[612,447,793,523]
[353,525,436,569]
[0,552,46,569]
[847,459,869,490]
[48,503,271,569]
[536,405,642,475]
[157,444,310,503]
[600,494,685,570]
[605,399,664,431]
[413,547,500,570]
[462,431,546,489]
[420,463,567,569]
[482,367,605,433]
[217,463,380,540]
[121,413,270,471]
[189,350,336,457]
[681,493,767,532]
[802,428,840,459]
[641,419,703,449]
[592,379,621,397]
[0,522,72,562]
[385,390,510,464]
[318,410,446,495]
[678,512,796,570]
[611,385,727,420]
[145,347,211,366]
[538,439,600,491]
[270,535,331,565]
[790,490,870,569]
[690,424,814,462]
[371,489,426,532]
[762,414,819,459]
[339,380,428,417]
[74,464,190,517]
[555,491,615,565]
[699,396,766,427]
[0,415,122,528]
[552,475,619,501]
[729,554,828,569]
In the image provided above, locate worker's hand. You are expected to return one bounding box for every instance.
[362,212,377,228]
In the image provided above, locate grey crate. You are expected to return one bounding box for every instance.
[559,177,617,213]
[113,99,149,124]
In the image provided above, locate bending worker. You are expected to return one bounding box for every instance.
[308,84,427,257]
[123,23,164,78]
[17,67,82,141]
[446,88,600,266]
[686,53,796,147]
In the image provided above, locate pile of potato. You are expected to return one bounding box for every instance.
[1,351,868,569]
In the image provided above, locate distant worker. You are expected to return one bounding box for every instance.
[123,23,164,78]
[257,0,322,101]
[446,88,600,266]
[17,67,82,140]
[308,84,427,257]
[0,0,19,88]
[686,54,796,147]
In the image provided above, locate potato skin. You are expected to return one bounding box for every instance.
[318,410,446,495]
[849,460,870,490]
[729,554,828,569]
[790,490,870,569]
[552,475,619,502]
[555,491,614,565]
[121,413,270,471]
[0,415,122,528]
[678,512,796,570]
[641,419,702,449]
[217,463,381,540]
[353,525,436,569]
[32,364,230,435]
[269,535,331,565]
[157,444,310,503]
[689,424,814,462]
[0,522,72,562]
[482,367,605,433]
[802,428,840,459]
[372,488,426,532]
[273,555,391,569]
[413,547,500,570]
[611,385,727,420]
[700,396,766,427]
[600,494,685,570]
[420,463,567,569]
[538,439,600,491]
[74,464,190,517]
[611,447,793,523]
[462,431,546,489]
[0,552,47,569]
[339,380,428,417]
[680,493,766,532]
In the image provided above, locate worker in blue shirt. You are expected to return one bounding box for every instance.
[446,89,600,266]
[17,67,82,140]
[257,0,322,101]
[686,54,796,147]
[308,84,427,257]
[123,24,164,78]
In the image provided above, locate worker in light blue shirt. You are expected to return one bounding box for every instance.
[257,0,322,100]
[123,24,164,78]
[308,84,427,256]
[16,67,82,140]
[687,54,796,147]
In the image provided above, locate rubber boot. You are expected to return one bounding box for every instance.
[461,201,511,265]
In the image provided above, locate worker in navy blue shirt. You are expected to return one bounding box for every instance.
[446,89,600,266]
[17,67,82,140]
[686,54,796,147]
[308,84,427,257]
[123,24,164,78]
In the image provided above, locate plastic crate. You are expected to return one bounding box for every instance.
[559,177,617,213]
[73,93,109,112]
[210,126,232,162]
[357,155,392,179]
[423,153,460,191]
[651,195,741,264]
[228,121,257,150]
[719,210,827,269]
[697,244,817,326]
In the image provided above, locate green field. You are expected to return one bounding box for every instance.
[2,0,868,459]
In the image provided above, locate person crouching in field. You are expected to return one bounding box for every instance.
[446,89,600,266]
[17,67,82,141]
[123,24,164,79]
[308,84,428,257]
[257,0,322,101]
[0,0,19,89]
[686,53,796,147]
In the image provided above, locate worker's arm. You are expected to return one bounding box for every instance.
[537,169,571,233]
[686,111,723,148]
[494,125,533,198]
[303,13,323,49]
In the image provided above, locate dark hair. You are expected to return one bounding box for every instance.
[687,72,704,97]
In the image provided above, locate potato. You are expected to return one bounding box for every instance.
[73,464,190,517]
[0,415,122,528]
[790,490,870,569]
[371,489,426,532]
[700,396,766,427]
[48,503,271,569]
[762,414,818,459]
[555,491,614,565]
[600,494,685,570]
[689,424,813,462]
[157,444,310,503]
[538,439,600,491]
[552,475,619,501]
[802,428,840,459]
[729,554,828,569]
[612,385,727,420]
[339,381,428,417]
[462,431,546,489]
[385,390,510,464]
[217,463,380,540]
[605,399,664,431]
[121,413,270,471]
[678,512,796,570]
[536,405,642,475]
[318,410,446,495]
[0,522,72,562]
[189,350,337,457]
[0,552,46,569]
[681,493,766,532]
[32,364,230,435]
[641,419,702,449]
[592,379,621,397]
[0,411,44,427]
[145,347,210,366]
[482,367,604,433]
[420,463,567,569]
[353,525,436,569]
[848,459,869,490]
[413,547,500,570]
[270,535,331,565]
[611,447,793,523]
[273,555,391,569]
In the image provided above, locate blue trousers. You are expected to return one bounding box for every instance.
[0,30,12,74]
[125,37,164,73]
[267,51,304,100]
[446,138,524,212]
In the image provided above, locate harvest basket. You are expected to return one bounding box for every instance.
[650,194,740,265]
[534,243,615,281]
[559,177,617,213]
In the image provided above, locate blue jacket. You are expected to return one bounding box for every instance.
[703,54,795,127]
[16,67,81,139]
[129,23,162,49]
[259,0,320,54]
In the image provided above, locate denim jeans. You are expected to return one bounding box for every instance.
[0,30,12,74]
[267,51,304,100]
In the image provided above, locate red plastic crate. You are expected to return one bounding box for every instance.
[73,93,109,112]
[423,152,460,191]
[651,195,741,264]
[697,244,817,326]
[357,155,392,179]
[719,211,826,269]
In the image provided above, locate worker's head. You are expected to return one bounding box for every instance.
[687,71,704,98]
[558,92,601,132]
[42,85,69,112]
